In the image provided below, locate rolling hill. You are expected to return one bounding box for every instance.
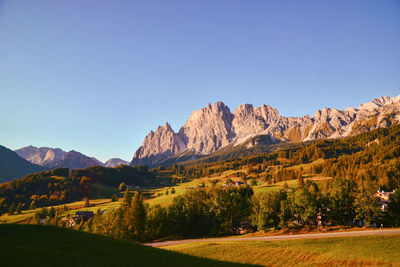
[0,224,251,267]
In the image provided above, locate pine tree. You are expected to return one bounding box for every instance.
[8,202,16,215]
[122,189,132,207]
[29,200,36,210]
[298,172,305,188]
[131,192,146,241]
[83,197,90,207]
[16,203,22,214]
[0,198,7,215]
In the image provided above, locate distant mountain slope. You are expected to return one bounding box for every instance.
[15,146,66,167]
[54,150,103,169]
[16,146,104,169]
[105,158,129,167]
[131,94,400,167]
[0,145,46,182]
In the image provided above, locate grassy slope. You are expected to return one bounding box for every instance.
[0,224,254,267]
[165,235,400,266]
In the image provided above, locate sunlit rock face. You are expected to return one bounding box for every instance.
[15,146,66,168]
[131,122,185,166]
[178,101,235,155]
[131,94,400,166]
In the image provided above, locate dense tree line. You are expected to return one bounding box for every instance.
[70,165,154,187]
[251,178,387,230]
[93,185,253,240]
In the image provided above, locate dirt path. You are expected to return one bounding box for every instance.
[145,229,400,247]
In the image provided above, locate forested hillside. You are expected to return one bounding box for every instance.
[0,165,158,214]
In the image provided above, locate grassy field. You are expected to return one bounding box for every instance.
[165,235,400,266]
[0,224,254,267]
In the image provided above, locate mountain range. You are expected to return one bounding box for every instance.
[131,94,400,166]
[15,146,129,169]
[0,144,130,182]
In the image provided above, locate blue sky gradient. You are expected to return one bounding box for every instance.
[0,0,399,162]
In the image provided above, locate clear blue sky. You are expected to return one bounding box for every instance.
[0,0,399,162]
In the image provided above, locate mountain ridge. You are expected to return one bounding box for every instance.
[131,94,400,166]
[15,146,105,169]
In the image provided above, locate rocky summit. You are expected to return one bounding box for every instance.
[131,95,400,166]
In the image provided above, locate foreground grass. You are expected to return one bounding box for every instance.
[0,224,255,267]
[165,235,400,266]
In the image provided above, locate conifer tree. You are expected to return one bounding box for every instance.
[16,203,22,214]
[8,202,16,215]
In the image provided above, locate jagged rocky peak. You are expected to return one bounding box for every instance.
[358,94,400,110]
[232,104,277,142]
[178,101,235,155]
[131,122,185,166]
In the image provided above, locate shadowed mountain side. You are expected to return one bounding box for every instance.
[0,145,46,182]
[54,150,103,169]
